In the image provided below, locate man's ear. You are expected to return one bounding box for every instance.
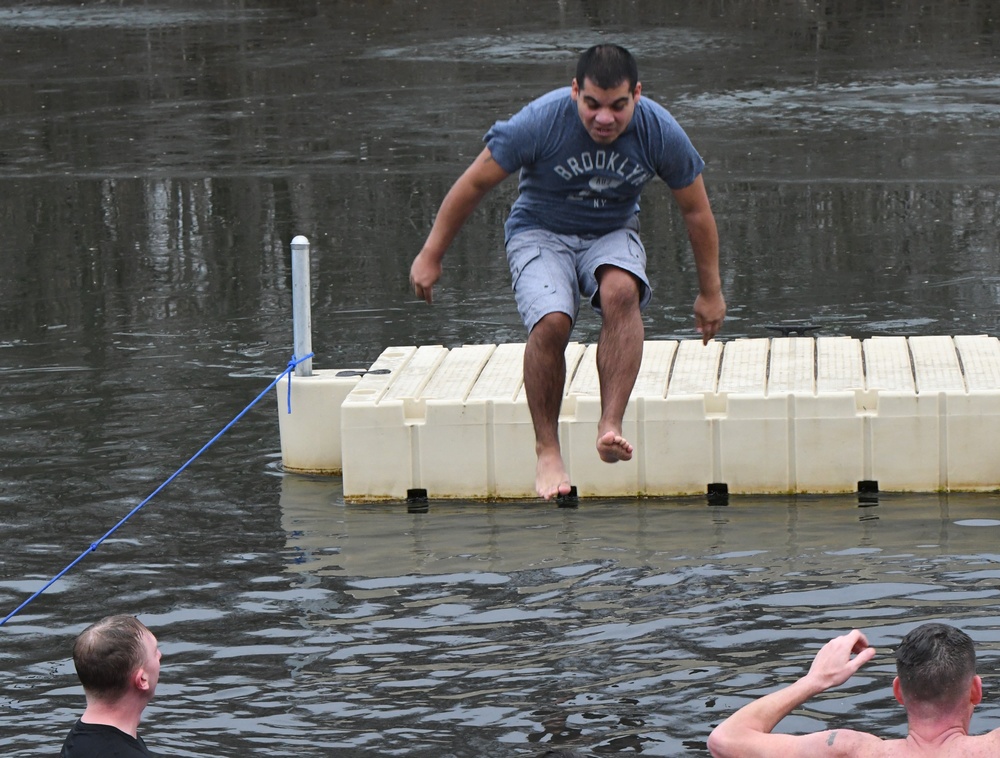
[633,81,642,101]
[892,676,905,706]
[971,675,983,705]
[133,667,150,693]
[571,78,579,99]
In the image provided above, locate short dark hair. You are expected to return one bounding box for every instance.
[72,615,149,700]
[895,623,976,705]
[576,44,638,92]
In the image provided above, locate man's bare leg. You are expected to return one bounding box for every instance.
[524,312,573,499]
[595,266,643,463]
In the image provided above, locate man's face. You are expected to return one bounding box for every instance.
[571,76,641,144]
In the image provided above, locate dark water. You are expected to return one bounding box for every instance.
[2,1,1000,755]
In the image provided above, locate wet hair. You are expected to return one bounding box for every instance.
[72,615,149,700]
[895,623,976,706]
[575,44,638,92]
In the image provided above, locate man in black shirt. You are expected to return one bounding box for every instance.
[61,615,161,757]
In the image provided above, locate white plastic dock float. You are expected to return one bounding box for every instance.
[276,334,1000,501]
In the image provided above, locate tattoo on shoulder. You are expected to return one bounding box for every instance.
[827,731,837,746]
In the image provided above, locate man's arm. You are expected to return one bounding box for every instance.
[707,630,880,758]
[671,175,726,344]
[409,147,510,304]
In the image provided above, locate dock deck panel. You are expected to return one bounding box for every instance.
[276,335,1000,500]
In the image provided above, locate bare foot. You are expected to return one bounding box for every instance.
[597,430,633,463]
[536,449,572,500]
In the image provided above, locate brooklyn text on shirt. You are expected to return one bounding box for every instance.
[553,150,652,186]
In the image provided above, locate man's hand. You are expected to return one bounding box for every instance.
[694,290,726,344]
[410,252,442,305]
[804,630,876,691]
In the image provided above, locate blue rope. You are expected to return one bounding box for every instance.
[0,353,314,628]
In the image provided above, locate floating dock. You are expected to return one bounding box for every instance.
[276,334,1000,501]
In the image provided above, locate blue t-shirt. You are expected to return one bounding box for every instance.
[485,86,705,242]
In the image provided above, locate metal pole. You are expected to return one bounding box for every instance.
[291,235,313,377]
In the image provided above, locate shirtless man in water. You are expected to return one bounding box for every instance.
[708,623,1000,757]
[409,43,725,499]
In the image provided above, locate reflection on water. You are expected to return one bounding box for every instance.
[274,483,1000,754]
[2,1,1000,755]
[11,484,1000,755]
[289,488,1000,754]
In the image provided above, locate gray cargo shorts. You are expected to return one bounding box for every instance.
[505,221,652,333]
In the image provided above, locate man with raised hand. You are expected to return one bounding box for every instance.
[708,623,1000,757]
